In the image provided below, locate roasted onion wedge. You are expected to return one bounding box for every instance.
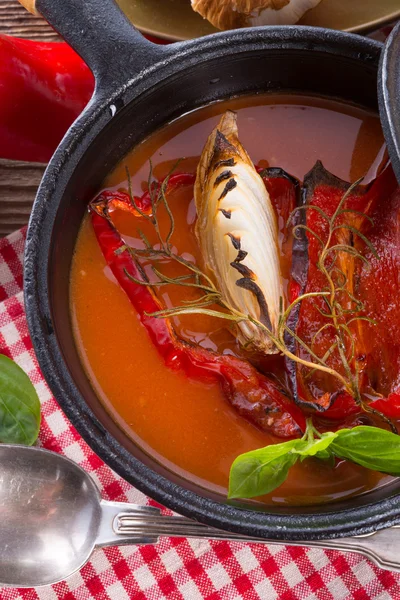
[191,0,322,30]
[195,110,283,354]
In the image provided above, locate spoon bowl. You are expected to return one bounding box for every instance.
[0,445,158,587]
[0,444,101,586]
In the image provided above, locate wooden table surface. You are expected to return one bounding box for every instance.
[0,0,58,40]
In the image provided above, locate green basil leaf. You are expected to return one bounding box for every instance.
[313,448,336,468]
[331,426,400,475]
[228,439,301,499]
[0,354,40,445]
[314,448,334,460]
[293,432,338,457]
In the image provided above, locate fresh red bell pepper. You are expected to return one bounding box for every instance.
[90,184,306,438]
[0,32,170,164]
[0,35,94,162]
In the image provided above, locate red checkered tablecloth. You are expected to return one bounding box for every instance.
[0,227,400,600]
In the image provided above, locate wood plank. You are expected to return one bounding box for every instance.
[0,0,59,40]
[0,159,46,236]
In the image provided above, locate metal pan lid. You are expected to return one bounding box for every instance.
[379,21,400,184]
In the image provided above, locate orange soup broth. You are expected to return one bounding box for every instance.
[70,95,391,505]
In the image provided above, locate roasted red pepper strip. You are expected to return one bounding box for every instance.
[320,391,359,420]
[370,394,400,419]
[96,190,152,215]
[258,166,300,282]
[320,392,400,426]
[291,162,398,412]
[138,172,197,211]
[90,187,306,438]
[98,174,197,216]
[167,173,197,188]
[355,183,400,398]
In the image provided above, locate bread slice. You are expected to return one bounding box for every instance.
[191,0,322,29]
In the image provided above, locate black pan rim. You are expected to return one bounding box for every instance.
[24,26,400,541]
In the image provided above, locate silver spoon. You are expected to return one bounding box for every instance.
[1,444,400,587]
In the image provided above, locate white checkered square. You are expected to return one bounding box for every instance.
[206,563,232,591]
[63,440,86,464]
[88,549,112,575]
[36,586,60,600]
[327,576,352,600]
[234,546,259,574]
[352,561,377,587]
[178,579,203,600]
[254,577,279,599]
[133,564,157,590]
[0,322,20,345]
[160,548,184,573]
[267,543,286,557]
[123,486,149,506]
[306,548,331,572]
[34,379,53,401]
[374,593,394,600]
[281,562,304,587]
[118,544,141,560]
[186,538,211,557]
[0,263,15,287]
[65,571,86,592]
[45,411,70,437]
[15,349,35,374]
[106,581,130,600]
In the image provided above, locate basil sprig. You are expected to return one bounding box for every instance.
[0,354,40,445]
[228,421,400,499]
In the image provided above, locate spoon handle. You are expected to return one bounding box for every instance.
[98,500,400,572]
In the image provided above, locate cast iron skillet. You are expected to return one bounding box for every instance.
[23,0,400,541]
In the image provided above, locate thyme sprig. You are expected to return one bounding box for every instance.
[121,164,376,402]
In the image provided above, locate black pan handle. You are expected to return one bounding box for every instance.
[26,0,166,90]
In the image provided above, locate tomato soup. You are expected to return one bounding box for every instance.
[70,95,392,505]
